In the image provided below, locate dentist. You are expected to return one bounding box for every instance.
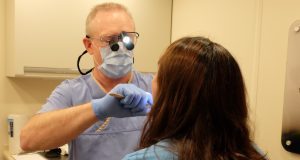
[20,3,153,160]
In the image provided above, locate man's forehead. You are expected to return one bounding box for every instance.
[93,10,133,23]
[90,11,135,35]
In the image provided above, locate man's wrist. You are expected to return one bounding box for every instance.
[91,99,106,120]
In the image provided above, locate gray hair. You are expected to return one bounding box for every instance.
[85,2,134,35]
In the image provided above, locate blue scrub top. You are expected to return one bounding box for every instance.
[38,70,153,160]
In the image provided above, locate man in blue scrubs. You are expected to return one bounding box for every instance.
[20,3,153,160]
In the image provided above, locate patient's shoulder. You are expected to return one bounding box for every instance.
[122,140,177,160]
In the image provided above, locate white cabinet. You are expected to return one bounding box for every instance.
[6,0,172,78]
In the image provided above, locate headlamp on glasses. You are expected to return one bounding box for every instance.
[109,31,135,51]
[77,31,139,75]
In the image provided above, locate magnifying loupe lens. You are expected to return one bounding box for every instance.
[121,32,134,50]
[109,41,119,51]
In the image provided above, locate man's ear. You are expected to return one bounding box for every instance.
[83,38,93,55]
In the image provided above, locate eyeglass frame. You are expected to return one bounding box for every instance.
[86,31,139,47]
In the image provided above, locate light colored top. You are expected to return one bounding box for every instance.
[123,140,266,160]
[38,70,153,160]
[122,140,178,160]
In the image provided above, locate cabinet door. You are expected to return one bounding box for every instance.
[6,0,172,78]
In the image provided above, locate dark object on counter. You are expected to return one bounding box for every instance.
[45,148,61,158]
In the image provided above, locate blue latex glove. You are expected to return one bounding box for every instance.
[91,84,153,120]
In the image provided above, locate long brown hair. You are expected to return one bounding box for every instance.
[139,37,266,160]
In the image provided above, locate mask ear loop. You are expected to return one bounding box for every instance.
[77,50,94,75]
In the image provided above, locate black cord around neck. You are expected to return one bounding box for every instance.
[77,50,93,75]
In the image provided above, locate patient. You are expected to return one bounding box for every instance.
[122,36,267,160]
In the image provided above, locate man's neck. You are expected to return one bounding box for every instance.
[92,69,132,93]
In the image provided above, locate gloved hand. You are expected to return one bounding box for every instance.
[91,84,153,120]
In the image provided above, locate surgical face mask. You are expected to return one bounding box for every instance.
[97,42,133,79]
